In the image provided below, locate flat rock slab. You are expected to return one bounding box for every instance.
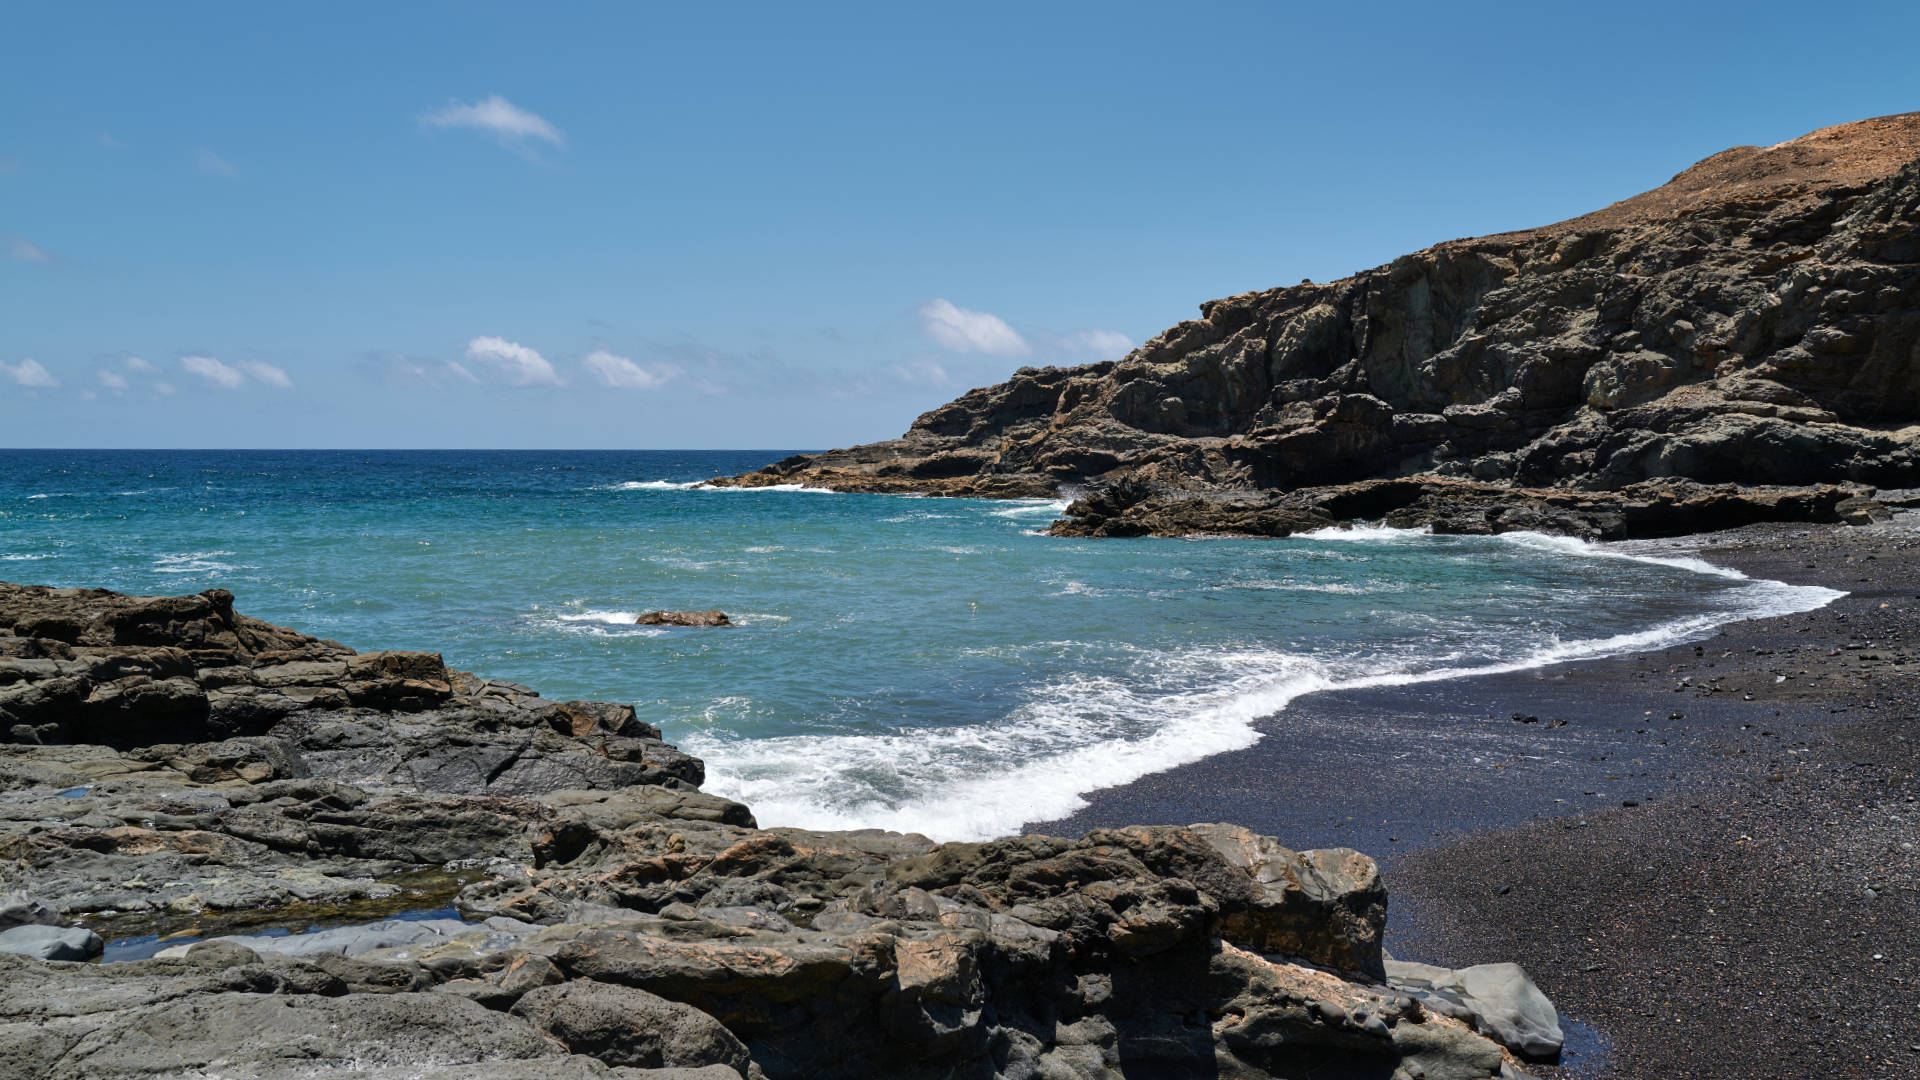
[0,923,103,961]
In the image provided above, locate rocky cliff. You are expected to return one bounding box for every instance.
[716,113,1920,538]
[0,583,1553,1079]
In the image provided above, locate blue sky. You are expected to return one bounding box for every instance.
[4,1,1916,448]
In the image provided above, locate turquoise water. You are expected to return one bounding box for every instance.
[1,450,1840,840]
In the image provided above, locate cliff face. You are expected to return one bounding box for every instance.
[718,114,1920,533]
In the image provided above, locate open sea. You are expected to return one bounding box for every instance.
[0,449,1843,840]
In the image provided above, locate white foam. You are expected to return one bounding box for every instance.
[0,553,50,561]
[1490,530,1748,580]
[694,483,840,494]
[1298,523,1431,541]
[991,499,1072,518]
[557,609,644,625]
[693,548,1843,843]
[611,480,705,491]
[153,551,248,574]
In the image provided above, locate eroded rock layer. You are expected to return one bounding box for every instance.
[0,583,1546,1079]
[716,113,1920,538]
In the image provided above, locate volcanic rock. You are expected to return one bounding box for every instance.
[0,581,1541,1080]
[715,113,1920,539]
[638,611,733,628]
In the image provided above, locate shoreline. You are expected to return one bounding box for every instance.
[1029,516,1920,1078]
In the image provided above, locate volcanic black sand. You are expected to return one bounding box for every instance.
[1025,517,1920,1079]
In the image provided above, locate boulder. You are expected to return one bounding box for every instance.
[637,611,733,628]
[0,923,103,961]
[1387,955,1565,1061]
[512,981,758,1074]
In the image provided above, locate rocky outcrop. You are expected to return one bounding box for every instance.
[716,113,1920,538]
[637,611,733,628]
[0,582,1545,1079]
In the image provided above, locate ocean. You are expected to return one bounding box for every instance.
[0,449,1842,840]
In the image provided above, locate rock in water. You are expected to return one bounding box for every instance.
[712,112,1920,540]
[637,610,733,627]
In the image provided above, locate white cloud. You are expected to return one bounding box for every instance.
[465,336,561,386]
[125,356,155,372]
[98,369,129,393]
[154,381,176,396]
[8,235,50,262]
[1062,329,1134,360]
[421,96,564,152]
[3,359,58,388]
[582,349,675,390]
[182,355,246,389]
[446,360,478,383]
[918,299,1030,356]
[240,360,294,388]
[197,148,236,176]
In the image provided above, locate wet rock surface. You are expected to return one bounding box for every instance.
[0,582,1544,1079]
[715,113,1920,540]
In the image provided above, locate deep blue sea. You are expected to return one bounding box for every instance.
[0,449,1841,840]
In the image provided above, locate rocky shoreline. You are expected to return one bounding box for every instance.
[0,581,1552,1079]
[1015,516,1920,1078]
[712,113,1920,545]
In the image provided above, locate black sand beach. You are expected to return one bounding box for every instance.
[1027,518,1920,1079]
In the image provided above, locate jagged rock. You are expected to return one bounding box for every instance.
[718,113,1920,541]
[637,611,732,628]
[513,982,760,1074]
[1387,956,1565,1062]
[0,583,1540,1080]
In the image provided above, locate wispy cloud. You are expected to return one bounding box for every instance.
[0,157,21,174]
[7,234,51,263]
[420,96,564,156]
[360,353,480,388]
[465,336,561,386]
[582,349,676,390]
[125,356,155,373]
[182,355,245,388]
[98,134,122,150]
[3,359,58,388]
[154,381,176,396]
[97,369,129,394]
[239,360,294,388]
[918,299,1030,356]
[1062,329,1134,359]
[196,148,236,177]
[180,355,293,389]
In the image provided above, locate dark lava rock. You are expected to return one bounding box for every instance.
[637,611,733,628]
[0,580,1537,1079]
[715,113,1920,540]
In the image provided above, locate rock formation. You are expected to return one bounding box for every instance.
[715,113,1920,538]
[0,582,1552,1079]
[637,611,733,628]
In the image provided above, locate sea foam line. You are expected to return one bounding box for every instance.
[691,532,1844,843]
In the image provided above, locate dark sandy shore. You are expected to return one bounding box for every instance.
[1026,517,1920,1079]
